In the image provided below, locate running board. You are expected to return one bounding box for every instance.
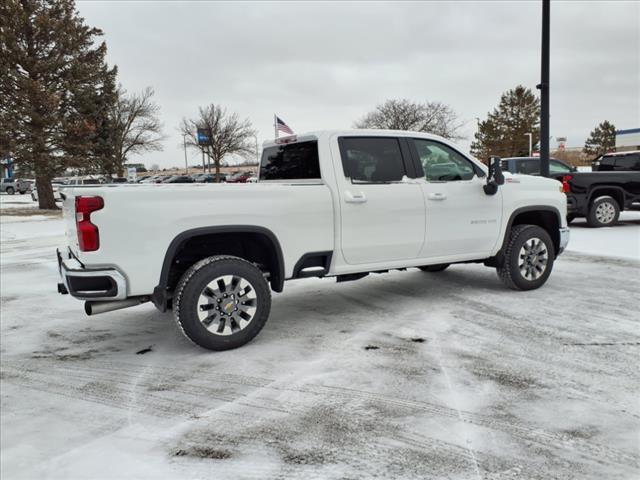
[336,272,369,283]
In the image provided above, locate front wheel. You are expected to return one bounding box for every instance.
[497,225,555,291]
[174,255,271,351]
[6,187,14,195]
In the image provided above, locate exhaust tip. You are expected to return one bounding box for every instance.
[84,297,149,316]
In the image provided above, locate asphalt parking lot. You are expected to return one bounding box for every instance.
[1,202,639,479]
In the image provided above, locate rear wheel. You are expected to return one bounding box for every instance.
[174,255,271,351]
[587,196,619,228]
[497,225,555,291]
[419,264,450,272]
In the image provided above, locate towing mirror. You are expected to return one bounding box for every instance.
[483,156,504,196]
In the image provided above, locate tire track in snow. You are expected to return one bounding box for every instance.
[3,358,638,469]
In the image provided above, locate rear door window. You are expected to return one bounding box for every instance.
[599,156,616,170]
[515,159,539,175]
[260,140,321,180]
[338,137,407,183]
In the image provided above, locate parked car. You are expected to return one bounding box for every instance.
[501,157,576,177]
[560,171,640,226]
[154,175,173,183]
[64,178,102,186]
[56,130,569,351]
[31,180,65,202]
[1,177,31,194]
[163,175,194,183]
[109,177,129,184]
[140,175,162,183]
[592,150,640,172]
[195,173,226,183]
[226,171,253,183]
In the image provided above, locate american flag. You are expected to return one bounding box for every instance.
[275,115,294,135]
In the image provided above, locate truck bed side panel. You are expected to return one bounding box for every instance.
[65,183,334,296]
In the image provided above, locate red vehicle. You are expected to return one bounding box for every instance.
[226,171,253,183]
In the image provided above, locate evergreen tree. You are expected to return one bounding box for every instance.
[583,120,616,157]
[471,85,540,161]
[0,0,116,208]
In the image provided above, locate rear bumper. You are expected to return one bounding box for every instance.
[57,248,127,301]
[558,227,570,255]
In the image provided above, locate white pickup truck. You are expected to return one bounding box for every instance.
[57,130,569,350]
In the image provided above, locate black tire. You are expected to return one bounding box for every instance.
[497,224,555,291]
[566,214,576,224]
[19,190,26,195]
[174,255,271,351]
[419,264,450,272]
[587,196,619,228]
[6,187,14,195]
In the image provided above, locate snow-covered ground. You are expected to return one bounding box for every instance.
[1,203,639,479]
[567,210,640,260]
[0,192,37,211]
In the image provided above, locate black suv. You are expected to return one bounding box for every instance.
[164,175,194,183]
[501,157,576,176]
[592,151,640,172]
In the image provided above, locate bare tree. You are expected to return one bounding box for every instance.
[354,99,464,140]
[110,87,164,176]
[180,104,256,182]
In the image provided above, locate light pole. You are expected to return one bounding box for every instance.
[182,133,189,174]
[524,133,533,157]
[253,135,260,165]
[537,0,551,177]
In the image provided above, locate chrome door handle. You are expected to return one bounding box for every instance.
[344,190,367,203]
[427,192,447,201]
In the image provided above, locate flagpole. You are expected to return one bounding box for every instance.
[274,114,278,139]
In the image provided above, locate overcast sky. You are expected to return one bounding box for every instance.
[76,0,639,169]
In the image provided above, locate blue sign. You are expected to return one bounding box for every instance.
[197,128,211,145]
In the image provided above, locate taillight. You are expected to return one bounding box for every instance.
[561,175,572,193]
[75,196,104,251]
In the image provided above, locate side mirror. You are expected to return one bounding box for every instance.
[483,156,504,196]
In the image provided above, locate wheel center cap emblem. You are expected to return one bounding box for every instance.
[223,301,234,312]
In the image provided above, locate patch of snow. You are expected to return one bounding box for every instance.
[1,215,639,479]
[567,211,640,260]
[0,193,37,210]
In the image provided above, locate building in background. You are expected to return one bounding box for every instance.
[616,128,640,152]
[124,163,147,173]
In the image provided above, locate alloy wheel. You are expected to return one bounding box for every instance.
[196,275,258,336]
[518,237,548,281]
